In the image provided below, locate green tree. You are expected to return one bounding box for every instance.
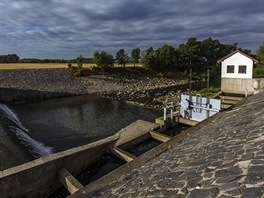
[131,47,141,67]
[92,50,114,70]
[75,55,83,76]
[177,37,202,72]
[256,42,264,66]
[0,54,19,63]
[76,55,83,69]
[116,49,129,67]
[141,47,155,68]
[67,55,84,76]
[153,45,177,70]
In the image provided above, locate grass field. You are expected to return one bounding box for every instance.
[0,63,141,70]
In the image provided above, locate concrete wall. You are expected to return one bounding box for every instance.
[0,69,87,103]
[221,52,253,79]
[221,77,264,95]
[0,119,158,198]
[0,136,118,198]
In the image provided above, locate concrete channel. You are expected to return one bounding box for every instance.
[0,119,181,198]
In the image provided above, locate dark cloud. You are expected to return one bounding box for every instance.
[0,0,263,59]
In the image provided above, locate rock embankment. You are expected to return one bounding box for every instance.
[0,69,87,102]
[79,75,188,109]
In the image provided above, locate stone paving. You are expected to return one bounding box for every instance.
[88,92,264,197]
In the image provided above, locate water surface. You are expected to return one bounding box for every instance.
[9,94,162,153]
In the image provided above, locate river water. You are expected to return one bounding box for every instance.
[2,94,162,159]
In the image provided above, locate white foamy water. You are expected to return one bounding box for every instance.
[0,104,53,158]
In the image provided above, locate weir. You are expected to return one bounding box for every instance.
[0,104,53,158]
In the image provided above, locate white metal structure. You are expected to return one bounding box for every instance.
[180,94,221,122]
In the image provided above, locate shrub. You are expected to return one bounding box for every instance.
[253,66,264,77]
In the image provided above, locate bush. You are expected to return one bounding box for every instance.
[92,51,114,71]
[67,55,84,76]
[253,66,264,77]
[197,87,221,97]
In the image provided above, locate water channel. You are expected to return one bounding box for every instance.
[0,94,162,167]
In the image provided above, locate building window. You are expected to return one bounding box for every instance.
[238,65,247,74]
[227,65,234,73]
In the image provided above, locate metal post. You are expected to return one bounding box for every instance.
[164,107,167,121]
[207,68,210,95]
[189,67,192,119]
[206,68,210,118]
[189,67,192,94]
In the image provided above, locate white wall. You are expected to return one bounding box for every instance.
[221,52,253,79]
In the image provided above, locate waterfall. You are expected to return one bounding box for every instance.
[0,104,53,158]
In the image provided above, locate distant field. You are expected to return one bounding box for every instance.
[0,63,142,69]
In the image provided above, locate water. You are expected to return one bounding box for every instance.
[0,104,53,158]
[126,139,161,157]
[5,94,162,154]
[49,154,125,198]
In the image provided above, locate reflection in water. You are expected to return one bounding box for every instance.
[9,94,162,153]
[93,97,115,119]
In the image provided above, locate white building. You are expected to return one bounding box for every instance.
[217,50,263,95]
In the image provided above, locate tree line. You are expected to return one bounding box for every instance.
[0,54,19,63]
[1,37,263,75]
[92,37,256,74]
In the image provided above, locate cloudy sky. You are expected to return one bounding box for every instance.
[0,0,263,59]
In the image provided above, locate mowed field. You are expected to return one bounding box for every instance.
[0,63,142,69]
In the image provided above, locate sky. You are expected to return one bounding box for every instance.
[0,0,263,59]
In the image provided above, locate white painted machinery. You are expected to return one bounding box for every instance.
[180,94,221,122]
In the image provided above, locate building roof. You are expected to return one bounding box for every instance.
[217,49,259,63]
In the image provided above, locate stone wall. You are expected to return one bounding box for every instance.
[0,69,87,103]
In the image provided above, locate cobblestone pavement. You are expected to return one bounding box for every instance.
[89,92,264,198]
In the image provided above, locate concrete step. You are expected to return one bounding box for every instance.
[221,100,239,105]
[219,95,243,101]
[175,117,199,126]
[156,115,199,127]
[221,104,232,109]
[59,168,83,195]
[111,147,137,163]
[149,131,171,143]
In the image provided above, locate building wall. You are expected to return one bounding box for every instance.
[221,78,264,95]
[221,52,253,79]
